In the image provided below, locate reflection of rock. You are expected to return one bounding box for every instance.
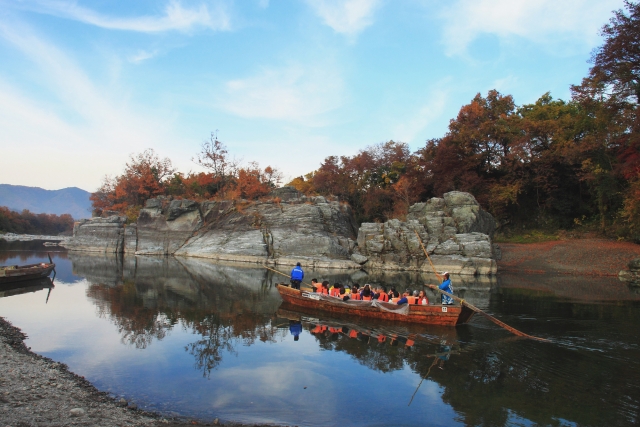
[68,252,123,286]
[357,192,497,275]
[61,216,126,253]
[618,258,640,286]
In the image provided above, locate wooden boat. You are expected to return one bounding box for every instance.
[276,284,475,326]
[0,256,55,284]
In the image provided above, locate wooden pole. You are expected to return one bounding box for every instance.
[413,231,549,342]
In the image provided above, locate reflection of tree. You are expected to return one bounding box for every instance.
[85,279,285,375]
[87,281,174,348]
[187,314,236,377]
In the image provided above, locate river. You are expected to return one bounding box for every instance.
[0,243,639,426]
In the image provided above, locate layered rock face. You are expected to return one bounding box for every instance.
[175,192,359,268]
[62,189,498,274]
[135,199,203,255]
[355,191,498,275]
[61,216,126,253]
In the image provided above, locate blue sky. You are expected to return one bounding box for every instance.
[0,0,626,192]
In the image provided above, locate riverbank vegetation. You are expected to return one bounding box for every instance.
[0,207,74,235]
[91,2,640,241]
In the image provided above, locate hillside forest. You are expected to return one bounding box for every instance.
[89,2,640,241]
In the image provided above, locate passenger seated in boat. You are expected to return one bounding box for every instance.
[418,290,429,305]
[351,284,362,300]
[361,285,373,301]
[330,283,342,297]
[406,291,418,305]
[316,281,329,295]
[374,286,389,302]
[339,287,349,301]
[397,291,410,305]
[311,278,319,292]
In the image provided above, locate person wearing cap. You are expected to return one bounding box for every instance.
[436,272,454,305]
[290,262,304,290]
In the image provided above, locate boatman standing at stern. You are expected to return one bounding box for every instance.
[290,262,304,290]
[430,272,454,305]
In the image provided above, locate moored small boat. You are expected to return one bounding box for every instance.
[276,284,475,326]
[0,258,56,285]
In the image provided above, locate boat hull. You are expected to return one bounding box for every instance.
[0,263,55,284]
[276,285,475,326]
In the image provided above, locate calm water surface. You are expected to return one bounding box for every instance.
[1,245,639,426]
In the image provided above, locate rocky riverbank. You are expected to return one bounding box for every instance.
[0,317,279,427]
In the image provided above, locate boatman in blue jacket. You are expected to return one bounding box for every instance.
[290,262,304,290]
[437,272,454,305]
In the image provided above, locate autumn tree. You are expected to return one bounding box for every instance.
[90,149,175,217]
[193,132,239,196]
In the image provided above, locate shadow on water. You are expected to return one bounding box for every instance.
[2,250,640,426]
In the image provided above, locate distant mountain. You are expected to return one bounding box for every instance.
[0,184,92,219]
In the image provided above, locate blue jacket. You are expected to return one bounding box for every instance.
[397,297,408,305]
[439,279,454,304]
[291,266,304,281]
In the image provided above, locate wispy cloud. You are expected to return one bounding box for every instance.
[217,63,344,122]
[128,49,159,64]
[441,0,624,56]
[4,0,230,33]
[393,88,448,144]
[0,20,175,189]
[306,0,380,36]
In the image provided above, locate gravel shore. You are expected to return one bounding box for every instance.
[0,317,266,427]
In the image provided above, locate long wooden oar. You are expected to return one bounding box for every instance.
[264,266,314,291]
[413,231,548,342]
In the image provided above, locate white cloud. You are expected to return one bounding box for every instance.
[306,0,380,36]
[4,0,230,33]
[217,63,344,122]
[441,0,625,56]
[128,49,159,64]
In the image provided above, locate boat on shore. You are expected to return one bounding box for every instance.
[276,284,475,326]
[0,256,55,285]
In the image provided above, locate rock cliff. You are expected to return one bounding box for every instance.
[355,191,498,275]
[61,216,126,253]
[62,188,498,275]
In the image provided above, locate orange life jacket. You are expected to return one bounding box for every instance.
[352,292,361,300]
[348,330,358,338]
[377,334,386,343]
[329,327,342,334]
[362,295,372,301]
[405,339,415,347]
[377,293,389,302]
[391,297,400,304]
[311,325,327,334]
[407,296,417,305]
[330,288,341,297]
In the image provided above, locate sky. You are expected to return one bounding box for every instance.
[0,0,627,192]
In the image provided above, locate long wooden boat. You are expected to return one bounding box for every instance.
[0,259,55,284]
[276,284,475,326]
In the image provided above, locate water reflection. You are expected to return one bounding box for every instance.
[2,250,640,426]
